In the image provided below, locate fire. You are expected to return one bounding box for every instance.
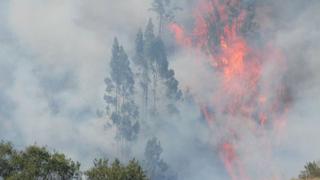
[169,0,292,179]
[221,143,249,180]
[168,23,192,47]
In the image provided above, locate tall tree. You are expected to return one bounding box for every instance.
[143,19,158,115]
[134,20,182,116]
[105,38,140,145]
[150,0,181,36]
[134,29,150,120]
[149,37,182,114]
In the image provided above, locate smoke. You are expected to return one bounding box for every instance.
[0,0,319,179]
[168,0,320,179]
[0,0,152,169]
[270,0,320,177]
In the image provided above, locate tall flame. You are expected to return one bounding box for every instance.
[169,0,291,179]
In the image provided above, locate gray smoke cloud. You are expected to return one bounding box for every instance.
[0,0,319,179]
[0,0,152,168]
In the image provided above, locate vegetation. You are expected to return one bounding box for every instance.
[103,1,181,178]
[0,141,80,180]
[291,161,320,180]
[2,140,320,180]
[86,159,148,180]
[144,138,176,180]
[1,1,181,180]
[0,141,148,180]
[1,0,316,180]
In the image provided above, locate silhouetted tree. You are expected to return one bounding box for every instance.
[105,38,140,142]
[134,20,181,116]
[144,137,177,180]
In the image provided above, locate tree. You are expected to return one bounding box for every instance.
[1,141,150,180]
[140,19,157,115]
[148,37,182,114]
[144,138,177,180]
[0,141,16,178]
[134,20,182,116]
[86,158,148,180]
[126,159,148,180]
[134,28,150,121]
[105,38,140,142]
[150,0,181,36]
[149,37,182,101]
[86,159,110,180]
[299,161,320,179]
[0,141,80,180]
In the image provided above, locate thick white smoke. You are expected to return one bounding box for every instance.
[0,0,319,179]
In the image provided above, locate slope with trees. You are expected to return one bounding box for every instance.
[0,141,80,180]
[0,141,149,180]
[292,161,320,180]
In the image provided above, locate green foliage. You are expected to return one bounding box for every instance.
[86,159,110,180]
[0,141,80,180]
[0,141,16,178]
[126,159,148,180]
[299,161,320,179]
[86,158,148,180]
[0,141,150,180]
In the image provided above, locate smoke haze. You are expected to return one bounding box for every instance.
[0,0,319,179]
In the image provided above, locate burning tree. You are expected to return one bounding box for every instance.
[169,0,292,179]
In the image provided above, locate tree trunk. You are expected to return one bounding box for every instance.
[159,15,163,37]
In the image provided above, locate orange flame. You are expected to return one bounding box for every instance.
[169,0,291,179]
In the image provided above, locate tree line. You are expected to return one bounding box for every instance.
[291,161,320,180]
[0,141,147,180]
[1,140,319,180]
[103,0,181,180]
